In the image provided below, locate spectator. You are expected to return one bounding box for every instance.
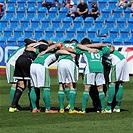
[67,2,77,19]
[77,0,88,20]
[42,0,56,10]
[117,0,130,9]
[0,2,4,19]
[88,2,99,20]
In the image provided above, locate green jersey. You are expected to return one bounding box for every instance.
[58,42,80,62]
[32,52,57,68]
[78,46,110,73]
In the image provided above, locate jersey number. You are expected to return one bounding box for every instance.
[91,53,100,59]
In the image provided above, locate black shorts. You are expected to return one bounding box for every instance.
[14,55,32,80]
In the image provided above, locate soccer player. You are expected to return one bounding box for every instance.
[57,39,79,114]
[57,39,95,113]
[6,39,36,106]
[77,38,111,114]
[105,45,129,113]
[30,42,62,113]
[9,40,48,113]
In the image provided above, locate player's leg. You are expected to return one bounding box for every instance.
[105,82,116,113]
[58,83,65,113]
[64,83,70,109]
[9,80,26,112]
[96,73,106,113]
[113,83,123,112]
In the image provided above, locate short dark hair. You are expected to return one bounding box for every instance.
[24,38,36,46]
[63,40,71,43]
[80,38,92,45]
[71,39,79,43]
[39,39,48,44]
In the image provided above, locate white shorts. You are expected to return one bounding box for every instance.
[84,73,105,86]
[30,63,50,88]
[58,59,79,84]
[6,63,17,83]
[109,59,129,82]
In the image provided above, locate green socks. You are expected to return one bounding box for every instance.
[115,85,123,109]
[99,91,105,110]
[69,90,76,110]
[58,90,64,110]
[82,91,89,111]
[43,88,50,111]
[30,88,37,110]
[65,88,70,104]
[10,86,16,103]
[106,84,115,110]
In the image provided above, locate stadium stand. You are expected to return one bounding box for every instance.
[0,0,132,46]
[113,37,123,46]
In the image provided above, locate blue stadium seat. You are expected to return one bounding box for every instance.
[94,17,104,29]
[55,27,64,38]
[27,0,36,8]
[24,27,34,38]
[108,0,117,9]
[13,26,23,39]
[0,17,9,30]
[6,7,16,18]
[124,7,132,18]
[48,7,58,18]
[76,27,86,39]
[31,17,40,29]
[17,0,26,8]
[117,17,126,29]
[60,36,71,42]
[37,0,43,8]
[109,27,119,39]
[37,7,48,19]
[10,17,19,29]
[45,27,55,38]
[98,0,107,11]
[66,27,75,39]
[51,17,62,29]
[120,27,130,39]
[17,36,26,46]
[41,17,51,29]
[62,17,73,29]
[124,38,132,45]
[113,7,123,18]
[3,27,12,38]
[103,37,113,44]
[101,7,111,20]
[83,17,94,30]
[7,0,16,7]
[16,7,26,18]
[73,17,83,30]
[50,36,59,42]
[6,37,16,45]
[128,17,133,29]
[0,36,6,45]
[105,17,115,30]
[20,16,30,28]
[98,27,109,37]
[34,26,44,40]
[113,37,123,45]
[58,7,68,19]
[27,7,36,19]
[92,37,102,43]
[87,27,97,39]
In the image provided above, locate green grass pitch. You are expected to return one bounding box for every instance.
[0,75,133,133]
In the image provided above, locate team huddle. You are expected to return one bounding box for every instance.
[6,38,129,114]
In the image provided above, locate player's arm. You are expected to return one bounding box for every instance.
[77,44,98,53]
[60,47,76,54]
[79,43,111,48]
[37,43,62,56]
[56,49,76,58]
